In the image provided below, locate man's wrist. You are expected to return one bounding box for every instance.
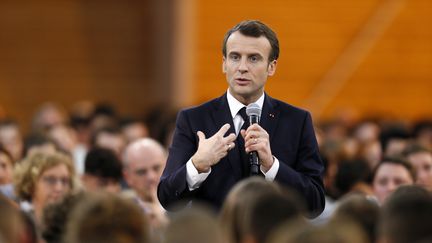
[191,156,210,173]
[261,156,275,173]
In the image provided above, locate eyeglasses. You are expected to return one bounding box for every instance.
[41,176,71,187]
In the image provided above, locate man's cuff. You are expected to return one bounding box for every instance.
[261,156,279,181]
[186,159,211,190]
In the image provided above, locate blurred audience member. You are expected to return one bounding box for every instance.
[404,144,432,190]
[91,127,126,158]
[162,205,222,243]
[0,119,23,161]
[351,119,380,143]
[357,140,382,169]
[219,177,282,243]
[47,124,86,175]
[268,218,368,243]
[31,103,67,133]
[13,152,77,227]
[242,188,305,243]
[0,146,15,200]
[64,192,150,243]
[120,117,149,144]
[123,138,167,228]
[69,100,95,148]
[42,192,84,243]
[47,125,77,156]
[320,119,348,144]
[314,159,373,225]
[312,156,338,225]
[89,103,119,132]
[0,194,26,243]
[144,106,178,148]
[82,147,122,193]
[379,125,410,157]
[412,120,432,149]
[372,157,415,205]
[334,159,373,198]
[331,194,379,243]
[379,185,432,243]
[22,133,57,159]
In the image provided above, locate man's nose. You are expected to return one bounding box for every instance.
[148,170,157,181]
[238,58,248,73]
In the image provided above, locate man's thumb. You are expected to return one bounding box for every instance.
[197,131,206,142]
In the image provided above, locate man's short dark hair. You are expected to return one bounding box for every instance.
[222,20,279,62]
[84,147,122,181]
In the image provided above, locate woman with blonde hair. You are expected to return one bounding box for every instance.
[14,151,78,226]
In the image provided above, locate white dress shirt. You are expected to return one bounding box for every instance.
[186,90,280,190]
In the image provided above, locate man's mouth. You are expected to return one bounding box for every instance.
[235,78,251,85]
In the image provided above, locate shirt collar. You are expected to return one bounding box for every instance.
[226,89,265,119]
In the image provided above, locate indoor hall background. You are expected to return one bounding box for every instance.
[1,0,431,131]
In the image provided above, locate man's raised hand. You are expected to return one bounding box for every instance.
[191,123,236,173]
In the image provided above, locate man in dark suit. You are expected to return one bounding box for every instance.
[158,20,325,216]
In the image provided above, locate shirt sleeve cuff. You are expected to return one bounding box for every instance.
[186,159,211,190]
[261,156,279,181]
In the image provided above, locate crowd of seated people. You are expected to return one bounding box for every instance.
[1,101,432,243]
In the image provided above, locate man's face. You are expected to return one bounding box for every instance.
[124,150,165,202]
[223,32,276,104]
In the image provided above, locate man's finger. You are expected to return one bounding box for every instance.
[197,131,206,142]
[224,133,236,143]
[216,123,231,136]
[240,129,246,139]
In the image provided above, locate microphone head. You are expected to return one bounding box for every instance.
[246,103,261,117]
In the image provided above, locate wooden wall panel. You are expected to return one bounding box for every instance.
[0,0,172,131]
[186,0,432,121]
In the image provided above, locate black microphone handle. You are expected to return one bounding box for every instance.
[248,114,260,176]
[250,151,260,176]
[249,115,260,125]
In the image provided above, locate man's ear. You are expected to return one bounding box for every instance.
[222,56,227,73]
[267,60,277,76]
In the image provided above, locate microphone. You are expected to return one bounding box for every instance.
[246,103,262,176]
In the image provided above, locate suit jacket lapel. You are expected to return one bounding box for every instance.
[260,94,279,144]
[211,93,242,178]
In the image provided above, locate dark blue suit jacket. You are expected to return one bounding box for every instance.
[157,93,325,216]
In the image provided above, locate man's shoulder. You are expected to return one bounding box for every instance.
[179,95,224,115]
[267,95,309,116]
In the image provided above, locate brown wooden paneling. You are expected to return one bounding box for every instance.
[188,0,432,121]
[0,0,172,131]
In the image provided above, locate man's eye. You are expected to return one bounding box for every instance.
[230,55,240,60]
[249,56,259,62]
